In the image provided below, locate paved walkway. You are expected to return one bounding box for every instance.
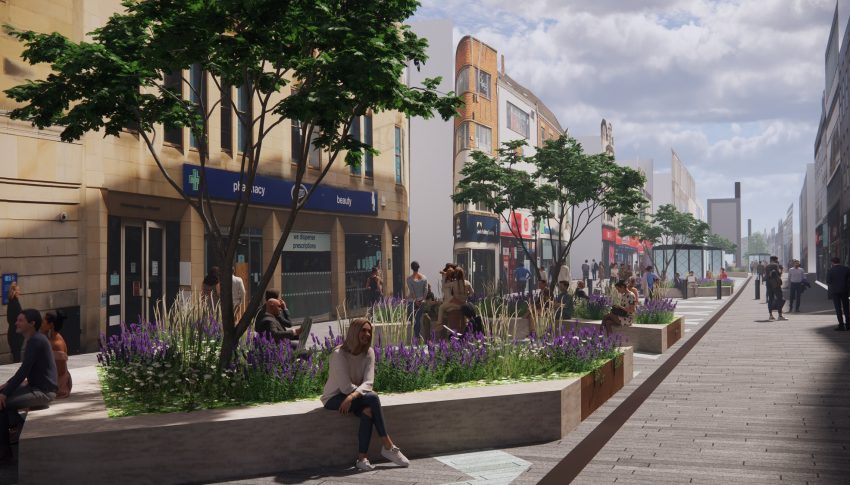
[506,280,850,484]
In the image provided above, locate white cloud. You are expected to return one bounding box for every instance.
[414,0,845,232]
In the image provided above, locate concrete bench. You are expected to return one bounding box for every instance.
[569,317,684,354]
[20,348,632,484]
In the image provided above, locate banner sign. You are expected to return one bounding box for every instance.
[283,232,331,252]
[183,164,377,216]
[455,213,500,243]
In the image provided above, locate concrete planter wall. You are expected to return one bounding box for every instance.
[569,316,684,354]
[663,286,732,298]
[21,348,633,484]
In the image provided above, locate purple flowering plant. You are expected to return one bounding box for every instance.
[574,294,612,320]
[634,298,677,324]
[99,296,625,416]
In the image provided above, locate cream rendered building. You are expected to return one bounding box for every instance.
[0,0,411,361]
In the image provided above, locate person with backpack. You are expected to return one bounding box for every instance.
[766,265,786,321]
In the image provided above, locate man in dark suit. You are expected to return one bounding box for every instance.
[255,297,301,342]
[826,257,850,331]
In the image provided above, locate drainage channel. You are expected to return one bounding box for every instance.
[539,277,752,484]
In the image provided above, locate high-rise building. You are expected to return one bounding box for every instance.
[799,163,816,271]
[408,19,455,288]
[706,182,742,264]
[654,150,703,220]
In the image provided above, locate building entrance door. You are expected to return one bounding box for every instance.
[122,221,167,324]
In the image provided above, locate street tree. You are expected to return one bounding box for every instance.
[706,233,737,254]
[619,203,710,279]
[746,232,769,256]
[453,135,647,292]
[5,0,461,366]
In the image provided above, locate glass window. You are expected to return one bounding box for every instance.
[163,70,183,146]
[476,68,491,98]
[189,64,207,149]
[475,124,492,153]
[349,116,361,175]
[394,126,402,184]
[220,83,232,152]
[456,66,469,94]
[205,227,262,304]
[345,234,383,310]
[364,114,373,177]
[291,119,302,164]
[282,232,332,319]
[688,249,703,276]
[237,84,251,153]
[507,102,530,138]
[456,122,470,152]
[308,129,321,169]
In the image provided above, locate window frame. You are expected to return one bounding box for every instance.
[394,125,402,184]
[162,69,183,147]
[506,101,530,138]
[475,68,491,99]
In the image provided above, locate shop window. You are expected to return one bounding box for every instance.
[282,232,332,319]
[220,83,232,152]
[205,227,263,303]
[291,118,303,164]
[189,63,207,149]
[394,126,402,184]
[344,234,382,310]
[392,235,404,297]
[163,69,183,147]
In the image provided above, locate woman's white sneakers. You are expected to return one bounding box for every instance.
[381,446,410,467]
[355,458,375,471]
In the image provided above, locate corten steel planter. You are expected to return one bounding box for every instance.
[580,354,627,419]
[568,316,685,354]
[21,350,633,485]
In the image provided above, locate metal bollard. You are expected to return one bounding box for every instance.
[587,279,594,295]
[754,278,760,300]
[716,279,722,300]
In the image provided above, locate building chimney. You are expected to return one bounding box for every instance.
[734,181,741,199]
[501,54,505,76]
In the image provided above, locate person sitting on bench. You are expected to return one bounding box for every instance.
[0,309,58,464]
[255,297,301,343]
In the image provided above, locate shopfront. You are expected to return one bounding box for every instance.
[282,231,332,319]
[205,227,263,306]
[454,212,499,297]
[345,234,383,310]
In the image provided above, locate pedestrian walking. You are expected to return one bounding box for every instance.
[826,257,850,331]
[232,273,246,320]
[514,264,531,296]
[643,266,657,304]
[763,256,780,307]
[610,263,619,287]
[756,260,765,281]
[581,260,590,285]
[406,261,428,340]
[787,260,806,313]
[766,265,786,321]
[591,259,599,280]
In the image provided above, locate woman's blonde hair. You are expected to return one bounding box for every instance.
[342,318,372,354]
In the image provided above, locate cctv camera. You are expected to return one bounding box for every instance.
[59,212,68,222]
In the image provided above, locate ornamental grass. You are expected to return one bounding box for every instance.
[98,293,622,417]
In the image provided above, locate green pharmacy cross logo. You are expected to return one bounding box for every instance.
[189,169,200,192]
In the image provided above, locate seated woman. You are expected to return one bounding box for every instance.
[321,318,409,471]
[436,268,468,331]
[602,281,637,335]
[555,280,574,321]
[574,280,589,301]
[42,311,72,399]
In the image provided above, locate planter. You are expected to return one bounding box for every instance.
[482,316,531,340]
[695,285,732,297]
[569,316,684,354]
[22,349,633,484]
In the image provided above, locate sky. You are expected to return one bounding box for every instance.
[411,0,850,236]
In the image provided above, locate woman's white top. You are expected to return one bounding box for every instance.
[321,346,375,405]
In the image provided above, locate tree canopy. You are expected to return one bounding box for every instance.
[619,203,710,278]
[452,135,647,290]
[5,0,461,365]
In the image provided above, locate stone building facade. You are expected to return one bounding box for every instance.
[0,0,411,361]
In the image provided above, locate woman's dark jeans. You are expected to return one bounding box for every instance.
[324,392,387,453]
